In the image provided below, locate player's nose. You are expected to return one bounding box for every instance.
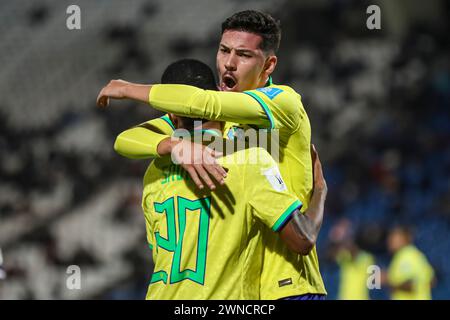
[224,52,237,71]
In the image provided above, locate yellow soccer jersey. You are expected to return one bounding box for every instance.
[146,81,326,298]
[336,250,375,300]
[142,145,302,300]
[388,245,434,300]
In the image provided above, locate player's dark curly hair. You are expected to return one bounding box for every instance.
[161,59,217,130]
[221,10,281,54]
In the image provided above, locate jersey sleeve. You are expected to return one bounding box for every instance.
[242,86,302,131]
[243,148,303,232]
[148,84,302,131]
[114,114,175,159]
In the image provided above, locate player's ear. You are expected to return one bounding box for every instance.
[263,55,277,78]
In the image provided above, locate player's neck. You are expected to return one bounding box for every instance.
[257,76,272,88]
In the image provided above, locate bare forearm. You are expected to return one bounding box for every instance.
[280,187,327,255]
[300,188,327,240]
[123,83,152,104]
[280,143,327,255]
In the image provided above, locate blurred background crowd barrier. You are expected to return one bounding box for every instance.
[0,0,448,299]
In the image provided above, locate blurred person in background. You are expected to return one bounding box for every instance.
[383,225,435,300]
[328,219,375,300]
[0,248,6,280]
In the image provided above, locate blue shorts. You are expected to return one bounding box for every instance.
[281,294,327,300]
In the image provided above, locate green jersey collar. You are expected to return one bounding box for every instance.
[265,76,273,87]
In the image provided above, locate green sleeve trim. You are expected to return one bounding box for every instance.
[243,91,275,129]
[272,199,303,232]
[190,129,221,137]
[160,114,176,130]
[149,243,154,250]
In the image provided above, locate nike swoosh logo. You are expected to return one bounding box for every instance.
[275,176,283,185]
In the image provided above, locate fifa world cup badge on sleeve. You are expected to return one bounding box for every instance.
[256,87,283,100]
[262,166,287,192]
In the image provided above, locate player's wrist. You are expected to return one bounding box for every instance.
[121,82,135,99]
[122,82,152,103]
[313,184,328,197]
[157,137,178,156]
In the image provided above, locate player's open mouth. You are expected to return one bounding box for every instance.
[221,74,237,91]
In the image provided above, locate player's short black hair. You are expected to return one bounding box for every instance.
[161,59,217,130]
[221,10,281,54]
[161,58,217,90]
